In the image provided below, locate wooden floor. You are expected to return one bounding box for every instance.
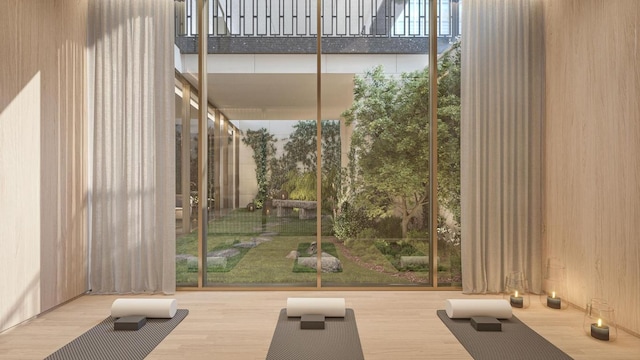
[1,291,639,359]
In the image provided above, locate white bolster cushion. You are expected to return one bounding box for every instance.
[110,298,177,319]
[286,298,346,317]
[445,299,512,319]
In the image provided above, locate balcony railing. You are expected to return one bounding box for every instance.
[175,0,460,39]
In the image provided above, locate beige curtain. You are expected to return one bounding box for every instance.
[88,0,175,294]
[461,0,544,294]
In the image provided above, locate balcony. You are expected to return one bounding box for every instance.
[174,0,460,54]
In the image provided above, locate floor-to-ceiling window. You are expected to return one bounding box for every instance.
[173,0,461,289]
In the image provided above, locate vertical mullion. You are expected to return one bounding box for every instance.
[429,0,438,288]
[181,81,191,236]
[316,0,322,288]
[197,0,209,289]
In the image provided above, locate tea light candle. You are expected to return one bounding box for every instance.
[591,318,610,341]
[510,291,523,308]
[547,291,561,309]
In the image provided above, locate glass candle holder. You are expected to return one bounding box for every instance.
[540,258,569,310]
[503,271,530,309]
[583,298,617,341]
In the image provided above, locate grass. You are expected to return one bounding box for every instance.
[175,209,447,286]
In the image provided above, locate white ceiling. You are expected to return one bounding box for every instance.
[182,73,355,120]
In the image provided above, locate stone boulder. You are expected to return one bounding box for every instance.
[399,256,429,268]
[176,254,196,262]
[307,241,317,255]
[186,256,228,272]
[186,257,199,272]
[297,252,342,273]
[207,256,227,269]
[233,241,257,248]
[208,248,240,258]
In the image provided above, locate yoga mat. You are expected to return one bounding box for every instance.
[437,310,573,360]
[266,308,364,360]
[111,298,177,318]
[286,297,346,317]
[445,299,512,319]
[45,309,188,360]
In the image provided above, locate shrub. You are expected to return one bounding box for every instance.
[357,227,378,240]
[375,216,403,239]
[407,229,427,240]
[333,201,371,240]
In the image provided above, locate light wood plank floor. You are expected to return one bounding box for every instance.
[1,291,639,359]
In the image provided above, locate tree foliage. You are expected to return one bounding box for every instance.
[279,120,341,212]
[241,128,276,208]
[340,41,461,238]
[342,66,430,238]
[241,121,342,214]
[436,41,461,226]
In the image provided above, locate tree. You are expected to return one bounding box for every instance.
[436,41,461,227]
[278,120,341,212]
[242,128,276,208]
[341,42,461,238]
[342,66,430,238]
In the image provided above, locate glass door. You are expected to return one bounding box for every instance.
[174,0,462,289]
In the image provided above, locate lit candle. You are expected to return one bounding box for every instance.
[510,290,524,308]
[547,291,562,309]
[590,318,610,341]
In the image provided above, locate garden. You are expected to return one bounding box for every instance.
[175,208,461,286]
[176,42,462,287]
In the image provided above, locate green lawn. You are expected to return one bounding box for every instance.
[176,209,443,286]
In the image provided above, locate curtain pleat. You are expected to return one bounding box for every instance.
[461,0,544,294]
[88,0,175,294]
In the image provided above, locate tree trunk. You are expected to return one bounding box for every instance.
[401,215,410,239]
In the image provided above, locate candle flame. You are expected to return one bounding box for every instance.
[514,291,519,297]
[597,318,602,327]
[552,291,556,298]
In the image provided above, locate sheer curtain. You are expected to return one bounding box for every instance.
[461,0,544,294]
[88,0,175,294]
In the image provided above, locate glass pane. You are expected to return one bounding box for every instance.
[173,0,462,288]
[175,91,201,287]
[321,0,432,287]
[174,0,202,288]
[200,1,318,286]
[322,71,432,286]
[174,80,184,234]
[437,0,461,287]
[206,120,317,286]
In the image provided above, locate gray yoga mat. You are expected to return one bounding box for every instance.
[266,308,364,360]
[437,310,573,360]
[45,309,188,360]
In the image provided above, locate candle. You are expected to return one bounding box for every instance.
[547,291,562,309]
[590,318,610,341]
[510,291,524,308]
